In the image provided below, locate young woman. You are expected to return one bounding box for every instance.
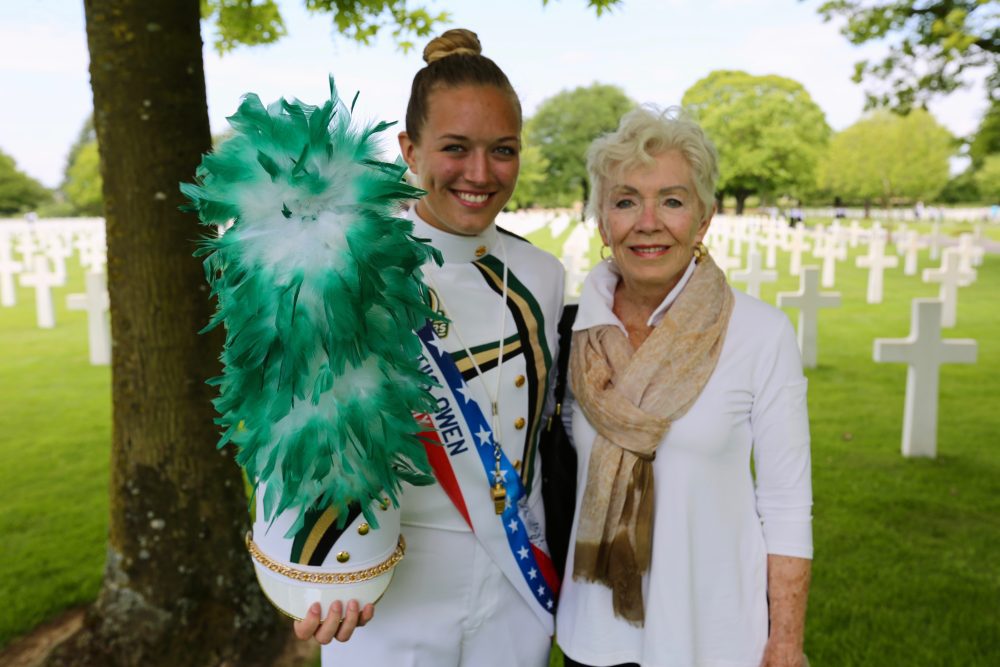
[294,29,566,667]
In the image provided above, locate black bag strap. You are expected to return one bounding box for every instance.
[552,303,578,413]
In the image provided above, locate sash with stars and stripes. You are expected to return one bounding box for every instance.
[415,320,559,629]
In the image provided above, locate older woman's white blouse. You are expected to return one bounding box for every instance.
[556,259,813,667]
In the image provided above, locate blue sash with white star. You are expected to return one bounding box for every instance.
[416,321,558,624]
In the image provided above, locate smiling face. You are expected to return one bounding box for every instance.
[600,150,713,299]
[398,84,520,236]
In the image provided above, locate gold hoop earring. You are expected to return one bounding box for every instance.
[693,241,708,264]
[600,244,612,261]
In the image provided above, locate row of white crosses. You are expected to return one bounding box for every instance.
[708,216,986,459]
[0,219,110,365]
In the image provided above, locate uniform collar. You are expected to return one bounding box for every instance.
[405,204,498,265]
[573,258,698,334]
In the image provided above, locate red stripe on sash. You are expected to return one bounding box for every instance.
[415,412,473,530]
[531,544,560,595]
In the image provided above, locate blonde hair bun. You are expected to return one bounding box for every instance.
[423,28,482,64]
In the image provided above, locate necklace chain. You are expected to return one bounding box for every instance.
[424,235,510,513]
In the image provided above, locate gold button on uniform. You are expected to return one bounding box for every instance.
[474,245,487,258]
[514,375,525,388]
[514,417,526,430]
[357,523,370,535]
[336,551,350,563]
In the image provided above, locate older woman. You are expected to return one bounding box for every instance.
[555,106,812,667]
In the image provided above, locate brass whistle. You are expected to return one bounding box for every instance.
[492,481,506,515]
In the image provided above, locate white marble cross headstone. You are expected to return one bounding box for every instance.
[731,249,777,299]
[76,231,108,274]
[855,234,898,304]
[777,266,841,369]
[0,232,24,307]
[892,223,909,256]
[561,223,593,298]
[810,224,826,259]
[14,230,38,263]
[955,233,984,272]
[760,222,783,269]
[710,239,740,277]
[41,231,71,285]
[18,255,59,328]
[874,298,977,457]
[814,230,847,288]
[926,222,946,261]
[67,271,111,365]
[847,220,864,248]
[787,226,812,277]
[922,248,976,328]
[899,230,926,276]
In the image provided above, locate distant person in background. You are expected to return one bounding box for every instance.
[833,196,846,219]
[788,201,804,227]
[914,200,925,220]
[556,105,813,667]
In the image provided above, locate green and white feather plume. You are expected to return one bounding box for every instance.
[181,78,440,535]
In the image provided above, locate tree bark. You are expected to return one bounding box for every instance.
[45,1,287,664]
[735,191,749,215]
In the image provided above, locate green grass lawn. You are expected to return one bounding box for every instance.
[3,223,999,665]
[0,264,110,647]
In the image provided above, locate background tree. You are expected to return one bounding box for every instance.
[974,154,1000,202]
[682,70,831,215]
[969,101,1000,169]
[812,0,999,111]
[508,142,550,210]
[63,141,104,216]
[52,1,621,665]
[938,168,980,203]
[526,83,635,211]
[0,148,51,215]
[818,109,955,213]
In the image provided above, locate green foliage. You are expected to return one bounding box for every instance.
[202,0,289,53]
[974,154,1000,201]
[938,168,981,204]
[63,141,104,216]
[969,101,1000,169]
[508,142,550,210]
[819,109,955,207]
[682,71,831,211]
[813,0,999,111]
[526,83,635,210]
[0,149,50,215]
[202,0,625,54]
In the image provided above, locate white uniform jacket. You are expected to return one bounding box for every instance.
[402,207,566,632]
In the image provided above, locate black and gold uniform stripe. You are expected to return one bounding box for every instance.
[472,255,553,492]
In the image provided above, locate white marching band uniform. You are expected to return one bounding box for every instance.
[323,207,565,666]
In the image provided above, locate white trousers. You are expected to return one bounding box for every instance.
[322,524,551,667]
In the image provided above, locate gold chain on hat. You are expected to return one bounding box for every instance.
[246,532,406,584]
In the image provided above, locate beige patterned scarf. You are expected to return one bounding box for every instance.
[570,256,734,625]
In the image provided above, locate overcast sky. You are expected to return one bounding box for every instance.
[1,0,988,188]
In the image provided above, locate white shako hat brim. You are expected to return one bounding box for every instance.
[247,484,403,621]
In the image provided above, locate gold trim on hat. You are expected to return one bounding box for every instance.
[246,532,406,584]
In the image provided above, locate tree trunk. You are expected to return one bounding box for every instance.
[45,1,287,664]
[715,193,724,215]
[735,192,748,215]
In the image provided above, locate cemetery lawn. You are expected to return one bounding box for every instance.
[0,263,110,647]
[3,222,999,666]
